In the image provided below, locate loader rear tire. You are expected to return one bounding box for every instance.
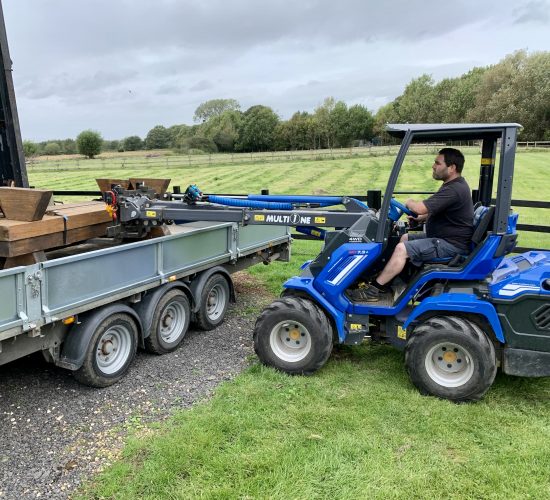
[253,297,332,375]
[405,315,497,402]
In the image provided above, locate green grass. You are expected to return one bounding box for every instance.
[29,149,550,249]
[35,149,550,498]
[83,349,550,499]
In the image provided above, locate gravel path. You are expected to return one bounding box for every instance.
[0,273,271,499]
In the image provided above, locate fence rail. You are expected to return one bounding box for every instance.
[26,141,550,173]
[24,143,480,172]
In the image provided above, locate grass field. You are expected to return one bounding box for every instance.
[29,148,550,249]
[32,149,550,499]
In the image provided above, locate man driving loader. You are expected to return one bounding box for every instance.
[351,147,474,302]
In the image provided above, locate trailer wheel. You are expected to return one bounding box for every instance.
[253,296,332,375]
[405,316,497,402]
[74,313,138,388]
[195,274,230,330]
[144,289,190,354]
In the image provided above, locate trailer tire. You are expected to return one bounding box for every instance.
[144,289,190,354]
[74,313,139,388]
[405,315,497,402]
[253,297,332,375]
[194,274,230,331]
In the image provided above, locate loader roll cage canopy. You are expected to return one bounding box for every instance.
[375,123,521,243]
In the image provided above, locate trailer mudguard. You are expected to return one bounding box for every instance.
[58,304,142,371]
[283,276,347,342]
[133,281,192,345]
[404,293,505,343]
[189,266,235,313]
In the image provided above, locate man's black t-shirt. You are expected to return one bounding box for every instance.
[423,177,474,251]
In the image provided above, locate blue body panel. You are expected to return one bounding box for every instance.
[489,251,550,300]
[283,276,348,342]
[403,293,505,342]
[313,243,382,312]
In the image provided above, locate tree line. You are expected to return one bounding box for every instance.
[23,50,549,158]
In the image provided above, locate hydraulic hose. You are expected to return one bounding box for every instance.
[207,195,293,210]
[247,194,343,206]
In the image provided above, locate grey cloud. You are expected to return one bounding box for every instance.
[189,80,213,92]
[513,0,550,24]
[3,0,549,140]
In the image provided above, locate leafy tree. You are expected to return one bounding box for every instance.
[373,102,397,140]
[23,140,38,157]
[330,101,353,147]
[44,142,61,155]
[194,98,240,123]
[102,140,120,152]
[348,104,375,143]
[313,97,336,148]
[123,136,143,151]
[236,105,279,152]
[145,125,170,149]
[467,50,550,140]
[392,74,436,123]
[199,110,243,152]
[172,125,200,151]
[76,130,102,159]
[178,136,218,153]
[61,138,77,154]
[167,125,189,148]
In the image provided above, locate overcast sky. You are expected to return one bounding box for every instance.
[3,0,550,141]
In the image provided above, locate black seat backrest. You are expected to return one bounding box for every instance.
[471,206,495,247]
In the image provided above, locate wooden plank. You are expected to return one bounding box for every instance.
[0,202,112,241]
[1,251,46,270]
[46,202,111,229]
[0,215,64,241]
[0,187,53,221]
[0,222,111,257]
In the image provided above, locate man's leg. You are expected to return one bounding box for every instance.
[348,234,411,302]
[375,242,408,286]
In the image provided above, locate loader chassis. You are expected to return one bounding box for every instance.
[109,123,550,401]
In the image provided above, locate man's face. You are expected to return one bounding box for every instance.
[432,154,452,181]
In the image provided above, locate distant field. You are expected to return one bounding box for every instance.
[28,149,550,249]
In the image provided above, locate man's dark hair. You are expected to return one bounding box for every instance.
[439,147,465,173]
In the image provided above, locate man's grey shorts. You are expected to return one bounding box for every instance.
[403,234,464,266]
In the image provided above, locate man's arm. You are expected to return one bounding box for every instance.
[405,198,428,215]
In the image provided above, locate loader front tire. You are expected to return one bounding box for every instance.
[253,297,332,375]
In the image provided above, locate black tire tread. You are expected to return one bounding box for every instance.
[74,313,138,388]
[144,289,190,355]
[195,274,230,331]
[253,296,332,375]
[405,315,497,402]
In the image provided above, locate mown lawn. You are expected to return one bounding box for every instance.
[32,149,550,498]
[28,149,550,249]
[81,354,550,499]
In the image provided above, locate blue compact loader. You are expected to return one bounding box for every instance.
[110,123,550,401]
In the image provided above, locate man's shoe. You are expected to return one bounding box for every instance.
[347,284,381,302]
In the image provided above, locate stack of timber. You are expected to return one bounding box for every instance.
[0,188,112,268]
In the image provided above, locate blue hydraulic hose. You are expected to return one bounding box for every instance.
[208,195,293,210]
[248,194,343,206]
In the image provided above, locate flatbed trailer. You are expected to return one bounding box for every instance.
[0,221,290,386]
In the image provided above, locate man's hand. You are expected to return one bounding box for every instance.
[408,213,428,222]
[405,198,429,215]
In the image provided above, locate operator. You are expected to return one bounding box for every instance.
[354,147,474,301]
